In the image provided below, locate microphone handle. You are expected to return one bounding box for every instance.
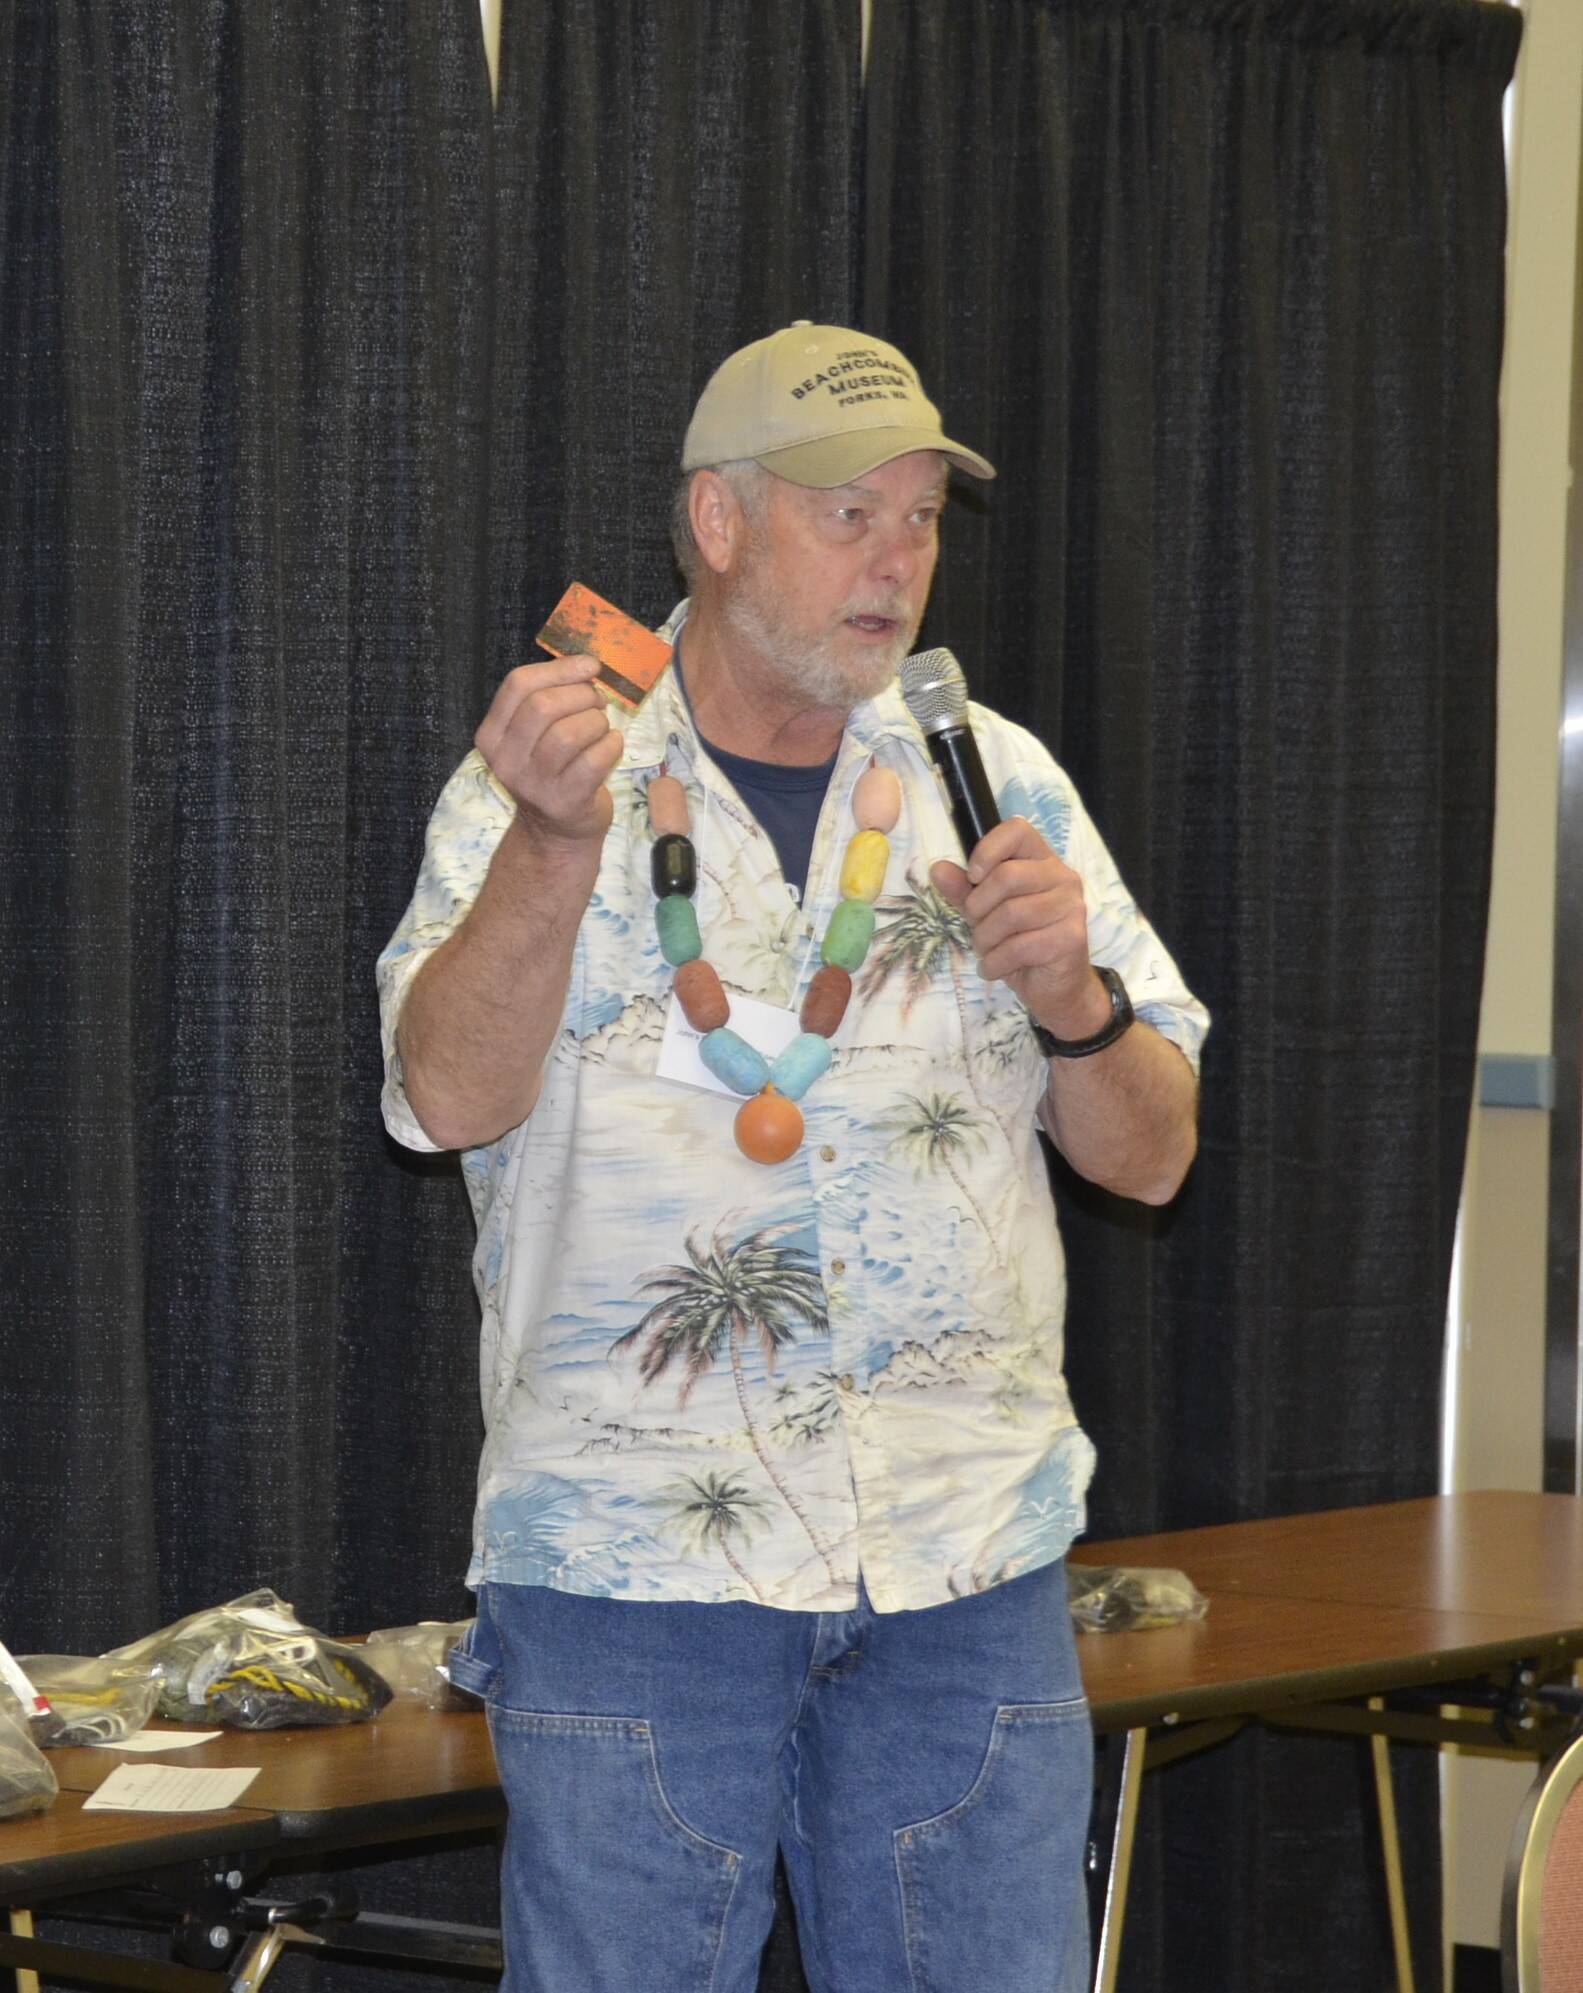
[926,725,1001,859]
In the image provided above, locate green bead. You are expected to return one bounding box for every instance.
[655,893,702,965]
[822,898,876,972]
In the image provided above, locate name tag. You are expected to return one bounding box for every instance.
[657,989,803,1099]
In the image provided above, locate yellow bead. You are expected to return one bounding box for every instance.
[839,829,889,903]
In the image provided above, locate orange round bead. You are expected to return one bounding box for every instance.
[733,1086,804,1165]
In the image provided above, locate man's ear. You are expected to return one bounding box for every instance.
[689,470,751,576]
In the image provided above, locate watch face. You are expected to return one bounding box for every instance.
[1098,965,1133,1023]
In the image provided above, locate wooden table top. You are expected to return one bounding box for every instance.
[1071,1490,1583,1730]
[0,1789,277,1903]
[45,1701,504,1848]
[5,1489,1578,1900]
[1074,1491,1583,1618]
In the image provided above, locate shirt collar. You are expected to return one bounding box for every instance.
[618,599,925,774]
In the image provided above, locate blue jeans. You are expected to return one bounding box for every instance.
[450,1562,1092,1993]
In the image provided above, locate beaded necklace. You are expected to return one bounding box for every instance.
[648,758,901,1163]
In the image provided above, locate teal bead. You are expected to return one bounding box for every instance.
[769,1032,832,1103]
[699,1027,770,1096]
[821,898,876,972]
[655,892,701,965]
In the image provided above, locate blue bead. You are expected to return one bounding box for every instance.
[769,1032,833,1102]
[699,1027,770,1096]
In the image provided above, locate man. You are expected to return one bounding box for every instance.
[378,323,1206,1992]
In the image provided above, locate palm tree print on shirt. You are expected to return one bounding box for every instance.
[611,1226,839,1583]
[859,868,986,1104]
[880,1090,1007,1272]
[770,1370,845,1449]
[659,1471,774,1602]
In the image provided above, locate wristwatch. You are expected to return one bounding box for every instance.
[1031,966,1134,1060]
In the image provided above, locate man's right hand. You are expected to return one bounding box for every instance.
[475,655,624,849]
[399,656,624,1150]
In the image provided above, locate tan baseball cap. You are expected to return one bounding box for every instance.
[681,322,996,487]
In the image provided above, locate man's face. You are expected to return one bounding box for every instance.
[718,450,945,708]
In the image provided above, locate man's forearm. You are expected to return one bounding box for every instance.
[397,816,598,1151]
[1037,1020,1198,1206]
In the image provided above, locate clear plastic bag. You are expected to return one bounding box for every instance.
[103,1590,392,1729]
[0,1691,57,1817]
[18,1656,161,1747]
[1066,1564,1208,1633]
[361,1620,474,1711]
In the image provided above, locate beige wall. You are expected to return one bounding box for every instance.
[1445,0,1583,1967]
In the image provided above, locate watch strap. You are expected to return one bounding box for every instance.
[1032,966,1134,1060]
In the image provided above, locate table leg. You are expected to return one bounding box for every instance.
[7,1910,38,1993]
[1367,1698,1416,1993]
[226,1928,287,1993]
[1090,1728,1147,1993]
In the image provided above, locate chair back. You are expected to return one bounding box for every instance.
[1503,1724,1583,1991]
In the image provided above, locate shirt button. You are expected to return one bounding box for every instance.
[831,1258,846,1276]
[820,1145,837,1163]
[840,1374,855,1391]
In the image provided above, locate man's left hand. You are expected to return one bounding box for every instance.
[929,818,1111,1041]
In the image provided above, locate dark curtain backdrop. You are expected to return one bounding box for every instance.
[864,1,1518,1988]
[487,0,860,671]
[1,0,491,1654]
[0,0,1517,1990]
[1,13,501,1959]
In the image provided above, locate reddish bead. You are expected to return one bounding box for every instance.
[800,965,852,1039]
[675,958,729,1032]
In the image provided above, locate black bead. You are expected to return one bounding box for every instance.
[651,833,697,899]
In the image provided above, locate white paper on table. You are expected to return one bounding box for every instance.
[87,1729,223,1753]
[83,1763,260,1812]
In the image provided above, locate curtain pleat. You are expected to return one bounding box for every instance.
[863,2,1517,1987]
[0,0,492,1651]
[487,0,860,657]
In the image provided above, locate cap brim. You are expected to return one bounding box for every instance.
[753,428,996,487]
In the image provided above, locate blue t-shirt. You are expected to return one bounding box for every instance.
[672,655,835,898]
[694,732,835,902]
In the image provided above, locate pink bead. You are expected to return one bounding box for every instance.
[853,763,901,833]
[647,775,690,837]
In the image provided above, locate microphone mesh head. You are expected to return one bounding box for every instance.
[899,648,968,733]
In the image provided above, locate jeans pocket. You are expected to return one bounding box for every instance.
[488,1705,741,1991]
[894,1698,1092,1993]
[446,1590,499,1702]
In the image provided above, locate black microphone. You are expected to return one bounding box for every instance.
[898,648,999,859]
[898,646,1136,1061]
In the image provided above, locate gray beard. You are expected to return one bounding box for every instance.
[720,586,916,710]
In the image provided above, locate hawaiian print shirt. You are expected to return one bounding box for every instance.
[377,604,1208,1613]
